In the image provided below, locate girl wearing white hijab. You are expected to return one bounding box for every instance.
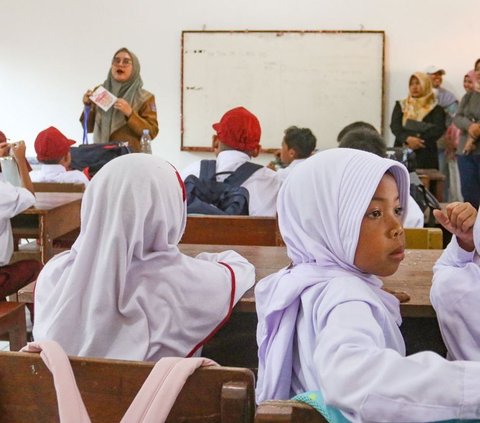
[431,202,480,362]
[81,47,159,152]
[33,154,254,361]
[256,148,480,422]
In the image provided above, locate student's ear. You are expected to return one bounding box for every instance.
[250,145,261,158]
[60,152,72,168]
[212,135,220,155]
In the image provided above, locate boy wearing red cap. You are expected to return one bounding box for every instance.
[180,106,281,216]
[30,127,89,187]
[0,138,42,300]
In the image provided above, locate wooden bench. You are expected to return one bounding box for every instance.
[255,400,327,423]
[0,352,255,423]
[0,302,27,351]
[181,215,284,246]
[404,227,443,249]
[33,182,86,192]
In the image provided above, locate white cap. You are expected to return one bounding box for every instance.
[425,65,445,75]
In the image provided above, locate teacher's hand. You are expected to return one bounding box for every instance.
[406,136,425,150]
[114,99,133,117]
[82,89,93,106]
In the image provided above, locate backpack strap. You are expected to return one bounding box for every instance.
[223,162,263,187]
[199,160,218,182]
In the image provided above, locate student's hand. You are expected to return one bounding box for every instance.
[433,202,477,251]
[463,137,476,155]
[83,89,93,106]
[114,98,133,117]
[10,141,27,161]
[0,142,10,157]
[406,136,425,150]
[382,287,410,303]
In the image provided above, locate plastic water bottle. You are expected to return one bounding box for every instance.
[140,129,152,154]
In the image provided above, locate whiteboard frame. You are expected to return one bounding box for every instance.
[181,30,385,152]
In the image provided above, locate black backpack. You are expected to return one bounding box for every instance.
[409,172,441,226]
[70,143,131,178]
[185,160,262,215]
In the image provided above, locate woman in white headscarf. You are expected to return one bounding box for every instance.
[33,154,254,361]
[81,47,159,152]
[255,148,480,422]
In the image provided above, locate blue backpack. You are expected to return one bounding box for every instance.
[185,160,262,215]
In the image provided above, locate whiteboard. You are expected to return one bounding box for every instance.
[181,31,385,152]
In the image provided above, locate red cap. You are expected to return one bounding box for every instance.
[212,107,261,152]
[35,127,76,161]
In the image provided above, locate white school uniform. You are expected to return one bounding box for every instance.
[30,164,89,186]
[180,150,281,217]
[0,180,35,266]
[431,221,480,361]
[255,149,480,422]
[275,159,306,183]
[33,154,255,361]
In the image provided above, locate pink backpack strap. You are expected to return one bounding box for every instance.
[21,341,91,423]
[120,357,218,423]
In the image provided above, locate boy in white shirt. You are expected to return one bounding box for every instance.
[0,140,42,300]
[30,127,89,187]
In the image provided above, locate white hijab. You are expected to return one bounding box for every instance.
[255,148,410,401]
[33,154,237,361]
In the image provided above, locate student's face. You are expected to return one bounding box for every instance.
[354,173,405,277]
[280,140,295,165]
[409,76,422,98]
[111,51,133,83]
[428,72,443,89]
[464,75,475,93]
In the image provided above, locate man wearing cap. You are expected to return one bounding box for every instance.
[426,65,460,201]
[180,106,281,216]
[30,127,89,187]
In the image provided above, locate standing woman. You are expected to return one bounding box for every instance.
[454,59,480,209]
[390,72,446,169]
[81,47,159,152]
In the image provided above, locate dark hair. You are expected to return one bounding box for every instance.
[336,121,378,143]
[339,128,387,158]
[283,126,317,159]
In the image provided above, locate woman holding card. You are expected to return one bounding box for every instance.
[81,47,159,152]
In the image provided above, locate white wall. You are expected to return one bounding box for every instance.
[1,0,478,169]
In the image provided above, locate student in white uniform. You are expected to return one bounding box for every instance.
[29,126,89,187]
[0,140,42,300]
[430,201,480,361]
[180,106,281,217]
[273,126,317,183]
[339,127,425,228]
[255,148,480,422]
[33,154,255,361]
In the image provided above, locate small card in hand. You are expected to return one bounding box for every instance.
[404,119,435,134]
[89,86,117,112]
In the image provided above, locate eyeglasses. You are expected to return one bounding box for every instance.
[112,57,132,66]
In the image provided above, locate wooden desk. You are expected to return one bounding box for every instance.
[11,192,83,263]
[180,245,441,318]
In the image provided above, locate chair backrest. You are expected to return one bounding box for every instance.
[33,182,86,192]
[404,227,443,249]
[0,351,255,423]
[255,400,328,423]
[180,215,284,246]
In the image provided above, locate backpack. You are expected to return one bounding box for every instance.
[70,143,131,179]
[409,172,441,226]
[184,160,262,215]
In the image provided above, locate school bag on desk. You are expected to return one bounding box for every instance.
[184,159,262,215]
[70,143,131,179]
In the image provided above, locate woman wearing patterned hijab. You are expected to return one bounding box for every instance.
[81,47,159,152]
[390,72,446,169]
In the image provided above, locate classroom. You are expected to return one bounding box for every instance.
[3,1,480,422]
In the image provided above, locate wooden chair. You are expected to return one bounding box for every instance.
[255,400,328,423]
[0,302,27,351]
[0,351,255,423]
[33,182,86,192]
[181,215,284,246]
[404,227,443,249]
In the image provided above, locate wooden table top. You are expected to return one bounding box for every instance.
[22,192,83,214]
[179,244,442,318]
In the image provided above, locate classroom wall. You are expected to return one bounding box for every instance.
[1,0,477,169]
